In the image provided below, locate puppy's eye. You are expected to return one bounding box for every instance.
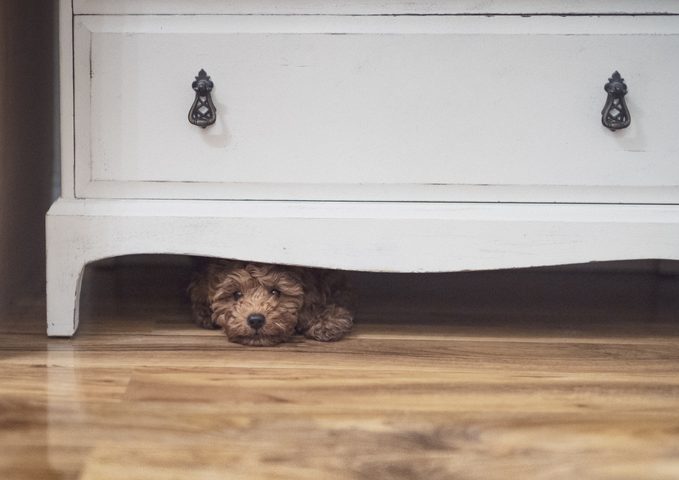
[232,291,243,301]
[270,288,281,297]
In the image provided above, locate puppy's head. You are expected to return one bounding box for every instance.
[210,263,304,346]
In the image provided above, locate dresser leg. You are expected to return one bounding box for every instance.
[46,218,86,337]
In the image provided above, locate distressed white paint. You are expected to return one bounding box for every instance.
[48,0,679,336]
[74,15,679,203]
[73,0,679,15]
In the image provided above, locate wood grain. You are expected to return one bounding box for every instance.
[3,266,679,479]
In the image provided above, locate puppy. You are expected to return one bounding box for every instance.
[188,260,354,346]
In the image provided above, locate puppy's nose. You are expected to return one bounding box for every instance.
[247,313,266,330]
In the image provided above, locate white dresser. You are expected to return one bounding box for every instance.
[47,0,679,335]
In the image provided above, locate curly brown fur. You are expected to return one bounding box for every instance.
[188,260,355,346]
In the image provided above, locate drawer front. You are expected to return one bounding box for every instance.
[74,16,679,202]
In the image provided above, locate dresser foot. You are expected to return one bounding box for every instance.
[46,214,87,337]
[46,260,85,337]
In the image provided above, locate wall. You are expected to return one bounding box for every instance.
[0,1,57,310]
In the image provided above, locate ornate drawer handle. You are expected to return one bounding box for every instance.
[188,69,217,128]
[601,71,631,131]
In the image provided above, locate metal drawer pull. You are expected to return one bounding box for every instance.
[601,71,631,131]
[188,69,217,128]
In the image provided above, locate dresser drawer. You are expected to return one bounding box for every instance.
[74,15,679,203]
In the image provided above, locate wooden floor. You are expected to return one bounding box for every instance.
[2,262,679,479]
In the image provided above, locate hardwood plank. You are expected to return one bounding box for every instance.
[72,412,679,480]
[0,445,85,480]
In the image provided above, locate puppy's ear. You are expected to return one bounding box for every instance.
[275,270,305,298]
[207,262,240,303]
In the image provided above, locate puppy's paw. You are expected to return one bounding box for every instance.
[192,302,220,330]
[303,305,354,342]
